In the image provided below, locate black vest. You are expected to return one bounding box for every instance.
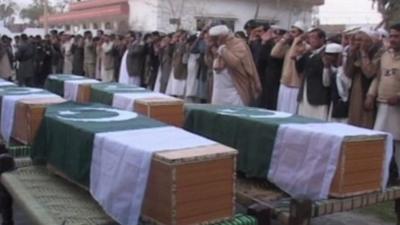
[297,51,330,106]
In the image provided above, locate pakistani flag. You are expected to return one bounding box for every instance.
[32,102,216,225]
[184,104,392,200]
[90,82,149,105]
[45,74,99,101]
[0,87,59,144]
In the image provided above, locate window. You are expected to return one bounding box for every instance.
[105,22,113,30]
[93,23,98,29]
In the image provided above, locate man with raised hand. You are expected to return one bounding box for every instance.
[367,23,400,180]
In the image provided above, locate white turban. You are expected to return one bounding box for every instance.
[325,43,344,54]
[209,25,230,37]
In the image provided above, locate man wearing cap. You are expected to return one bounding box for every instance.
[296,28,329,120]
[271,20,308,114]
[323,43,351,122]
[366,23,400,179]
[346,29,381,129]
[208,25,262,106]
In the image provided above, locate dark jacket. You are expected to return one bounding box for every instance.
[15,42,35,79]
[126,42,146,77]
[296,49,330,106]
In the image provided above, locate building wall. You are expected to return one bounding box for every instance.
[129,0,315,32]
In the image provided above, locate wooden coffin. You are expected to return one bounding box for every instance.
[76,84,92,104]
[49,144,237,225]
[142,144,237,225]
[12,97,66,145]
[330,136,386,198]
[134,98,185,127]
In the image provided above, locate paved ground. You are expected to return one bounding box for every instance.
[0,205,395,225]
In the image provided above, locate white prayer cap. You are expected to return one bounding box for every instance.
[209,25,230,37]
[292,20,306,32]
[325,43,343,54]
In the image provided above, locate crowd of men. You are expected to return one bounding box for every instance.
[0,20,399,178]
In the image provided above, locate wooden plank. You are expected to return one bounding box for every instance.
[176,180,234,204]
[175,158,234,187]
[176,194,233,219]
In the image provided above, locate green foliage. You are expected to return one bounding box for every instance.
[0,0,17,24]
[373,0,400,27]
[19,0,55,25]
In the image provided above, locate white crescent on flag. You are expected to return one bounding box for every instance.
[0,87,44,95]
[49,74,86,80]
[104,85,146,92]
[56,107,138,122]
[217,108,292,119]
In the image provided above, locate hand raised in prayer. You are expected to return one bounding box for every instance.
[261,29,273,44]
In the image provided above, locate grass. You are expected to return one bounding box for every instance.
[355,201,397,224]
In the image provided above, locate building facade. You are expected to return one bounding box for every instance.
[45,0,324,33]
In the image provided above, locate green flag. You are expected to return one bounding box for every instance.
[32,101,165,186]
[90,82,149,105]
[44,74,86,96]
[184,104,321,178]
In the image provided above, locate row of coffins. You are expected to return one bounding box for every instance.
[0,79,237,225]
[36,75,393,199]
[45,75,184,127]
[0,75,393,224]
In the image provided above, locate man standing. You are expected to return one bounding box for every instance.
[0,37,12,80]
[271,21,308,114]
[366,23,400,179]
[296,28,329,120]
[126,32,146,86]
[83,31,96,78]
[15,34,35,86]
[209,25,262,106]
[62,33,74,74]
[100,33,114,82]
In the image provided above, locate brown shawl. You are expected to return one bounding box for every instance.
[219,35,262,106]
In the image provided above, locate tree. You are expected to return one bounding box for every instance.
[0,0,17,25]
[372,0,400,28]
[54,0,71,13]
[20,0,54,25]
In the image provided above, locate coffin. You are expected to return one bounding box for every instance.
[184,104,389,199]
[135,98,185,127]
[12,97,66,145]
[32,102,236,225]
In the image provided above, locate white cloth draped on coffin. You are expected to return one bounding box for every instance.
[91,126,216,225]
[1,93,60,144]
[112,92,175,111]
[268,122,393,200]
[64,79,100,101]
